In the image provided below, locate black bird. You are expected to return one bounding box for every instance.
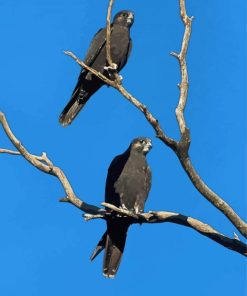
[59,10,134,126]
[90,137,152,278]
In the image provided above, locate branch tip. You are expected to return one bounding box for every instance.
[233,232,240,241]
[64,50,71,55]
[170,51,180,59]
[59,197,70,203]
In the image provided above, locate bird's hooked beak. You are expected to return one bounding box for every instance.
[143,139,152,153]
[127,12,134,24]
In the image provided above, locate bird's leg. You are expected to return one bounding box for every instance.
[104,63,123,85]
[134,206,139,214]
[104,63,118,80]
[117,205,139,219]
[104,63,118,72]
[132,206,145,223]
[119,203,128,211]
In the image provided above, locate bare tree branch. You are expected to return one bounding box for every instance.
[105,0,123,84]
[82,203,247,257]
[0,149,54,165]
[106,0,114,67]
[64,51,177,150]
[1,0,246,269]
[170,1,247,238]
[0,148,22,155]
[63,0,247,238]
[180,158,247,237]
[1,111,246,257]
[0,112,103,215]
[171,1,193,136]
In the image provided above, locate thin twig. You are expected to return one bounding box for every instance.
[106,0,115,67]
[0,148,53,166]
[0,148,21,155]
[105,0,122,84]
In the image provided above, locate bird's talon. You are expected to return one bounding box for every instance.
[104,63,118,72]
[111,63,118,70]
[136,213,144,219]
[120,204,128,211]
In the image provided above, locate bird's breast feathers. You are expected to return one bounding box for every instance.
[110,27,130,66]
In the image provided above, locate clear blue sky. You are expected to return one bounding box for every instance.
[0,0,246,295]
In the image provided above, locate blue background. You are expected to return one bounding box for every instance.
[0,0,246,295]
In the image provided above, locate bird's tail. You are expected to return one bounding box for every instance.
[90,221,130,279]
[59,72,90,127]
[90,232,107,261]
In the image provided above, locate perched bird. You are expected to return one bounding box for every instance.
[91,137,152,278]
[59,10,134,126]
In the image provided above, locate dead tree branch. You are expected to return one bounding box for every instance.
[63,51,177,150]
[171,1,193,137]
[106,0,114,67]
[84,203,247,257]
[64,0,247,238]
[1,0,246,268]
[1,111,246,256]
[0,112,102,215]
[169,1,247,238]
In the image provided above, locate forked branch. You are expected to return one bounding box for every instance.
[1,111,246,256]
[170,1,247,238]
[64,0,247,238]
[0,112,102,215]
[85,203,247,257]
[64,51,177,150]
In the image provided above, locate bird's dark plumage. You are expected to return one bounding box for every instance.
[59,10,134,126]
[91,137,152,278]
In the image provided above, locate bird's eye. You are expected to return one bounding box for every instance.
[122,13,128,18]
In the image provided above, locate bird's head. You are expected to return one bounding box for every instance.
[113,11,134,28]
[130,137,152,155]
